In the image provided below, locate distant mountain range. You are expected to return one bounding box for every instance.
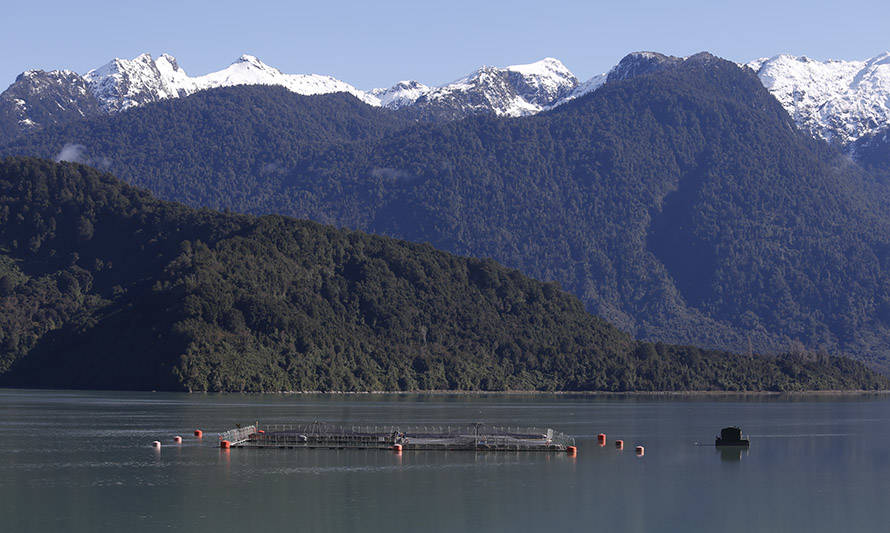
[7,52,890,371]
[4,50,890,150]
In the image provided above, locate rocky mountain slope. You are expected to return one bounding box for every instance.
[0,70,102,141]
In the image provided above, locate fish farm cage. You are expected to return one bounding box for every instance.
[218,422,576,453]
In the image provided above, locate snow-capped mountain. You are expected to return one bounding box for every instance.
[0,53,589,140]
[83,53,191,112]
[0,69,103,140]
[748,53,890,145]
[369,80,431,110]
[372,58,579,121]
[0,53,380,140]
[6,50,890,153]
[83,53,378,112]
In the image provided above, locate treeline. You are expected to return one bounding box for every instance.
[0,157,886,392]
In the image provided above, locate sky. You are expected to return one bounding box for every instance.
[3,0,890,90]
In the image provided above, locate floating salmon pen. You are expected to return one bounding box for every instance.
[218,422,576,453]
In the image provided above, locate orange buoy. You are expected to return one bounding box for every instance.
[635,445,645,456]
[598,433,606,446]
[566,445,577,456]
[392,444,403,452]
[258,430,265,434]
[220,440,231,449]
[194,429,203,438]
[173,436,182,444]
[615,440,624,450]
[152,441,161,449]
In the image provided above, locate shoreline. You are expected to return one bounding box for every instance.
[4,386,889,396]
[270,389,890,396]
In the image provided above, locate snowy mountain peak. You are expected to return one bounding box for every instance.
[503,58,578,107]
[748,52,890,144]
[229,54,279,74]
[84,53,188,112]
[157,53,181,71]
[73,52,380,110]
[382,58,579,119]
[506,57,572,77]
[12,49,890,153]
[370,80,430,110]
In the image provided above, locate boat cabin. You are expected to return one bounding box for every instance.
[715,426,749,447]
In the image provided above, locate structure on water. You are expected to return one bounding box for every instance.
[218,422,576,453]
[715,426,750,447]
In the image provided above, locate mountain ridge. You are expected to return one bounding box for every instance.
[6,50,890,150]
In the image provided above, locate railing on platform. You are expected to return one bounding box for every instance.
[218,422,574,451]
[219,425,256,445]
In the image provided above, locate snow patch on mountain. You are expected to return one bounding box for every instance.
[748,53,890,144]
[562,72,608,103]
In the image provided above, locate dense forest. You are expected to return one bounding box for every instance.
[1,157,885,391]
[850,128,890,179]
[5,54,890,369]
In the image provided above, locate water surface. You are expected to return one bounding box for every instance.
[2,390,889,532]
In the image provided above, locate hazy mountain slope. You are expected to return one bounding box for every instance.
[0,86,412,208]
[6,157,876,391]
[284,53,890,366]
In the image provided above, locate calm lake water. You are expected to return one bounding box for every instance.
[2,389,889,532]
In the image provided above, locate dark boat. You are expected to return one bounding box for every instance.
[715,427,749,447]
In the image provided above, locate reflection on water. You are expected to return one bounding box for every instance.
[1,390,890,532]
[717,446,748,462]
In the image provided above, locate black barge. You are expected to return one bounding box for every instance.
[715,426,750,447]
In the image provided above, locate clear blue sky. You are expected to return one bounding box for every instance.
[3,0,889,90]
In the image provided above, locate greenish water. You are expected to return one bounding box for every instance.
[2,390,889,532]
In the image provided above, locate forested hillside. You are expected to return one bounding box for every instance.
[2,157,884,391]
[5,54,890,369]
[850,129,890,179]
[0,87,412,208]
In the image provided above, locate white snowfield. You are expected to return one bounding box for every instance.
[9,51,890,147]
[747,52,890,144]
